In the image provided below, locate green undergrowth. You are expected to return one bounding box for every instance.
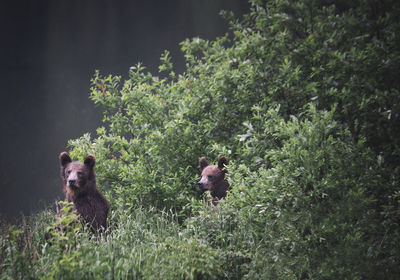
[0,204,229,279]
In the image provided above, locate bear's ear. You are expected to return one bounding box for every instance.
[218,156,228,170]
[59,152,72,167]
[84,155,96,169]
[199,157,209,171]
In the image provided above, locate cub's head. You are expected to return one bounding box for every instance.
[197,156,229,200]
[59,152,96,192]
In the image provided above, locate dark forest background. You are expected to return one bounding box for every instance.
[0,0,249,218]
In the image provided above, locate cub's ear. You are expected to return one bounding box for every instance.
[199,157,209,171]
[218,156,228,170]
[84,155,96,169]
[59,152,72,167]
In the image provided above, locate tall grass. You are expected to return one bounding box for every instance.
[0,204,234,280]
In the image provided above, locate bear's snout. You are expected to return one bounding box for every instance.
[68,179,77,188]
[68,180,76,187]
[197,182,205,190]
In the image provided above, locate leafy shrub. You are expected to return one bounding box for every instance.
[67,0,399,277]
[69,0,400,210]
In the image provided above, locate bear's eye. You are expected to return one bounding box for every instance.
[77,172,82,177]
[207,175,213,181]
[66,170,71,175]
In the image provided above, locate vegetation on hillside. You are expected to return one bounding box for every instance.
[1,0,399,278]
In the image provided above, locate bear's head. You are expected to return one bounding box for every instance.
[197,156,229,204]
[59,152,96,195]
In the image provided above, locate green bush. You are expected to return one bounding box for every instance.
[186,105,394,278]
[2,0,399,278]
[67,0,399,277]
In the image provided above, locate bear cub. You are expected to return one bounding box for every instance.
[198,156,229,206]
[59,152,109,230]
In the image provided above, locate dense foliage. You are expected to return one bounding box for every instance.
[1,0,399,278]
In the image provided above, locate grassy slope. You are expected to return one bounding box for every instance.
[1,204,235,280]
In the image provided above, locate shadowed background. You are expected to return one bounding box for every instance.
[0,0,249,219]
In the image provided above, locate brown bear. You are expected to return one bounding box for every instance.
[197,156,229,206]
[59,152,109,231]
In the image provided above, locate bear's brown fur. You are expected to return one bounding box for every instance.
[59,152,109,230]
[197,156,229,206]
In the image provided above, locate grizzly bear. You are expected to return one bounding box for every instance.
[197,156,229,206]
[59,152,109,230]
